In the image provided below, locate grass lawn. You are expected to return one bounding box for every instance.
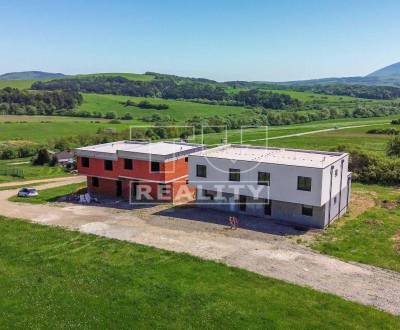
[0,217,398,329]
[9,182,85,204]
[313,184,400,272]
[0,158,70,183]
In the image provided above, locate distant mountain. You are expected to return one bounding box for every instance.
[367,62,400,78]
[0,71,65,81]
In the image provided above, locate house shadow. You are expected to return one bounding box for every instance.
[155,204,314,237]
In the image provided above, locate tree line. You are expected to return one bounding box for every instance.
[31,76,301,110]
[292,84,400,100]
[0,87,83,116]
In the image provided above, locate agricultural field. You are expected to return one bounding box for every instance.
[0,116,133,144]
[0,216,398,329]
[0,80,35,89]
[78,93,249,121]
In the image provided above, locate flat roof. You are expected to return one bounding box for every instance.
[76,141,204,160]
[191,144,347,168]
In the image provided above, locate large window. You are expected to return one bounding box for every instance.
[258,172,270,186]
[239,195,247,211]
[302,205,313,216]
[229,168,240,182]
[297,176,312,191]
[104,160,113,171]
[151,161,160,172]
[92,177,99,187]
[196,164,207,178]
[124,158,133,170]
[81,157,89,168]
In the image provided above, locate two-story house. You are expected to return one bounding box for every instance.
[188,144,351,228]
[76,140,204,203]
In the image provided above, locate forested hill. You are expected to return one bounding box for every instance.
[0,71,65,80]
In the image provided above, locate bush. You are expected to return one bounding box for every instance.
[121,113,133,120]
[387,136,400,157]
[104,112,117,119]
[32,148,51,165]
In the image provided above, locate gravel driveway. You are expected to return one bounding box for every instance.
[1,177,400,315]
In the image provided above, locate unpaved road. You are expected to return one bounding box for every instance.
[1,177,400,315]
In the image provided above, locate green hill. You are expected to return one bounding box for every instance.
[0,71,65,81]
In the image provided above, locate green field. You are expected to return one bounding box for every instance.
[78,93,249,121]
[0,216,398,329]
[0,116,133,144]
[0,80,35,89]
[9,182,85,204]
[313,184,400,272]
[0,158,69,183]
[76,72,155,81]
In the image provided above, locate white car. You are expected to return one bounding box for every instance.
[17,188,39,197]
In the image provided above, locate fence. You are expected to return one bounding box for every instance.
[0,168,25,178]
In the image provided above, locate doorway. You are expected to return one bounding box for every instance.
[116,180,122,197]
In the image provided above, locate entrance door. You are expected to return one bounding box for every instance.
[239,195,247,211]
[116,180,122,197]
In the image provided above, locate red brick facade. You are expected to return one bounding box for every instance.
[78,156,194,203]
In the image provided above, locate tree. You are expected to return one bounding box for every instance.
[387,136,400,157]
[104,111,116,119]
[32,148,51,165]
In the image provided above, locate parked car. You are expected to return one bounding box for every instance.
[17,188,39,197]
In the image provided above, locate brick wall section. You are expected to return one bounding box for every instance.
[79,155,193,204]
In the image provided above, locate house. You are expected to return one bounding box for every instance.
[54,150,76,165]
[188,144,351,228]
[75,140,204,203]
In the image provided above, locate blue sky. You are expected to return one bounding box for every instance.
[0,0,399,81]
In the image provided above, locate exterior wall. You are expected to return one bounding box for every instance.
[189,155,325,206]
[321,155,349,204]
[78,155,192,204]
[195,188,327,228]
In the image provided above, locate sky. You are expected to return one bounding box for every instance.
[0,0,399,81]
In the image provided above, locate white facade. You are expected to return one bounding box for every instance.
[188,145,351,228]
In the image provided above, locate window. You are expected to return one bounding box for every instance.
[186,179,189,185]
[334,169,338,177]
[196,164,207,178]
[92,177,99,187]
[151,161,160,172]
[334,196,337,204]
[104,160,113,171]
[81,157,89,168]
[297,176,312,191]
[185,157,188,162]
[264,199,272,215]
[124,158,133,170]
[258,172,270,186]
[302,205,313,216]
[229,168,240,182]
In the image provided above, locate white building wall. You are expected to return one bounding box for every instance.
[189,155,325,207]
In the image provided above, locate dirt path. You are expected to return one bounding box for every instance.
[1,178,400,315]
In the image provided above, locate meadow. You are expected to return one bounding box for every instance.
[0,216,398,329]
[78,93,249,120]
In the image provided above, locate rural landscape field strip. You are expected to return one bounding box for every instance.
[2,178,400,316]
[1,216,399,329]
